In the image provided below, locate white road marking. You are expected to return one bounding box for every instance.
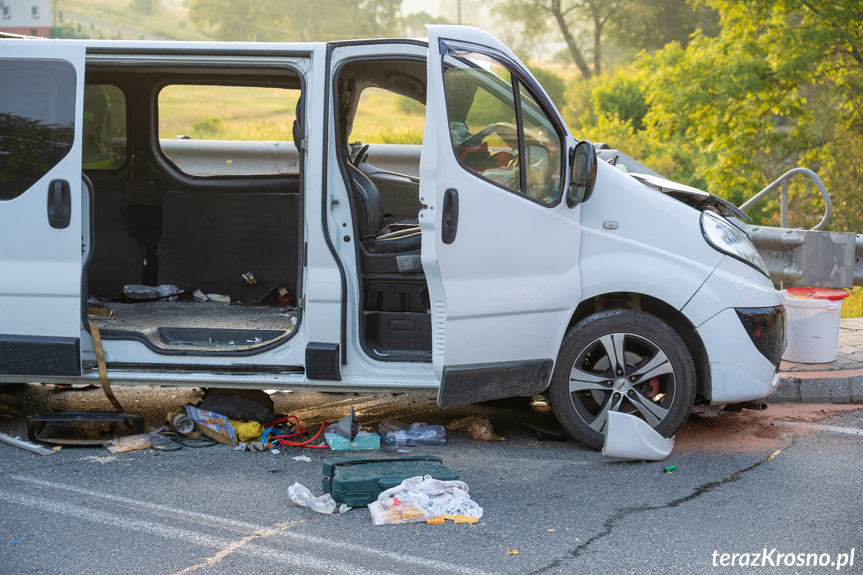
[6,474,492,575]
[786,422,863,436]
[0,489,395,575]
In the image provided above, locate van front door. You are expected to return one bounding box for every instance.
[0,42,85,377]
[420,26,581,407]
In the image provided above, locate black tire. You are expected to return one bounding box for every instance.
[549,309,696,450]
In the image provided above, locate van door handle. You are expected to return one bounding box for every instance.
[47,180,72,229]
[441,188,459,245]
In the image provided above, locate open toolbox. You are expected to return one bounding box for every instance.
[322,455,459,507]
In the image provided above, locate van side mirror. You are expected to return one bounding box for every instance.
[567,140,597,208]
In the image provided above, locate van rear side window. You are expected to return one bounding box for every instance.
[83,84,127,171]
[0,59,76,201]
[157,84,300,176]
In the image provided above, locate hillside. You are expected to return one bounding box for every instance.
[53,0,211,40]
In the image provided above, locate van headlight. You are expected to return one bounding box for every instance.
[700,211,769,276]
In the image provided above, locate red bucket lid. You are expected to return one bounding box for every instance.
[786,287,850,301]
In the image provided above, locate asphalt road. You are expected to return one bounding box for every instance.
[1,383,861,574]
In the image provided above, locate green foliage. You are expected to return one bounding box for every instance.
[529,68,566,109]
[192,116,222,135]
[396,97,425,116]
[562,0,863,232]
[368,128,423,145]
[51,24,91,39]
[605,0,720,51]
[188,0,411,41]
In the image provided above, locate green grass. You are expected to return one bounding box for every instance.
[841,287,863,319]
[159,85,299,141]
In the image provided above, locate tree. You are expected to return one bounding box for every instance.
[569,0,863,230]
[605,0,719,51]
[496,0,622,79]
[188,0,408,42]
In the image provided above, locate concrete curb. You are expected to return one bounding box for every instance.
[772,369,863,403]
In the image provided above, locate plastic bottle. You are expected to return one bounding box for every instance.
[381,423,446,446]
[167,406,195,435]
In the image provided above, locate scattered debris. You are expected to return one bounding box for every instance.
[259,284,292,305]
[264,415,328,449]
[83,455,117,464]
[368,475,482,526]
[104,433,152,453]
[323,456,459,507]
[523,422,565,442]
[0,432,57,455]
[86,306,114,318]
[200,389,274,423]
[241,272,257,285]
[447,417,505,442]
[507,550,519,556]
[426,514,479,525]
[27,411,145,446]
[292,455,312,463]
[186,406,236,445]
[325,431,380,451]
[287,482,338,514]
[335,406,360,441]
[602,411,674,461]
[234,442,269,452]
[664,465,677,473]
[207,293,231,303]
[378,419,409,434]
[381,423,446,446]
[166,406,195,435]
[193,289,209,302]
[123,284,182,301]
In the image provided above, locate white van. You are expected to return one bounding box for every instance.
[0,26,785,448]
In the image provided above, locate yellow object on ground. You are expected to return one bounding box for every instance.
[229,420,264,443]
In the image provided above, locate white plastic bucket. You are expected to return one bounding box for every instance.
[782,291,845,363]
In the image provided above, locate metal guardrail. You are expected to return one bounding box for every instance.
[737,168,863,287]
[739,167,832,231]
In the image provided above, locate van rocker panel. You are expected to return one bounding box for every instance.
[0,335,81,376]
[438,359,553,408]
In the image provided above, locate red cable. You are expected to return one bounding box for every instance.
[268,418,328,449]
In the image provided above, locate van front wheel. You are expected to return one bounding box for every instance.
[549,309,696,450]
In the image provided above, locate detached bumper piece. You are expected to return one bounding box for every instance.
[27,411,145,446]
[736,306,786,368]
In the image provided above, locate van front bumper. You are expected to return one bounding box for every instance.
[696,307,784,403]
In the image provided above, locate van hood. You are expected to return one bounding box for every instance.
[628,172,751,222]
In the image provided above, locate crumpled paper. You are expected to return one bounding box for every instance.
[447,416,505,442]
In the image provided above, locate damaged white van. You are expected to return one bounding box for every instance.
[0,26,785,448]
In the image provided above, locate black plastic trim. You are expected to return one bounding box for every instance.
[438,359,553,407]
[81,361,303,375]
[306,342,342,380]
[0,335,81,376]
[86,47,313,58]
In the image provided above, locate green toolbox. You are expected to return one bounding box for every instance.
[322,455,459,507]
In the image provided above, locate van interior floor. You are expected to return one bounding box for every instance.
[88,301,298,352]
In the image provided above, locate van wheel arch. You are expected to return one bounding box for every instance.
[563,293,711,402]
